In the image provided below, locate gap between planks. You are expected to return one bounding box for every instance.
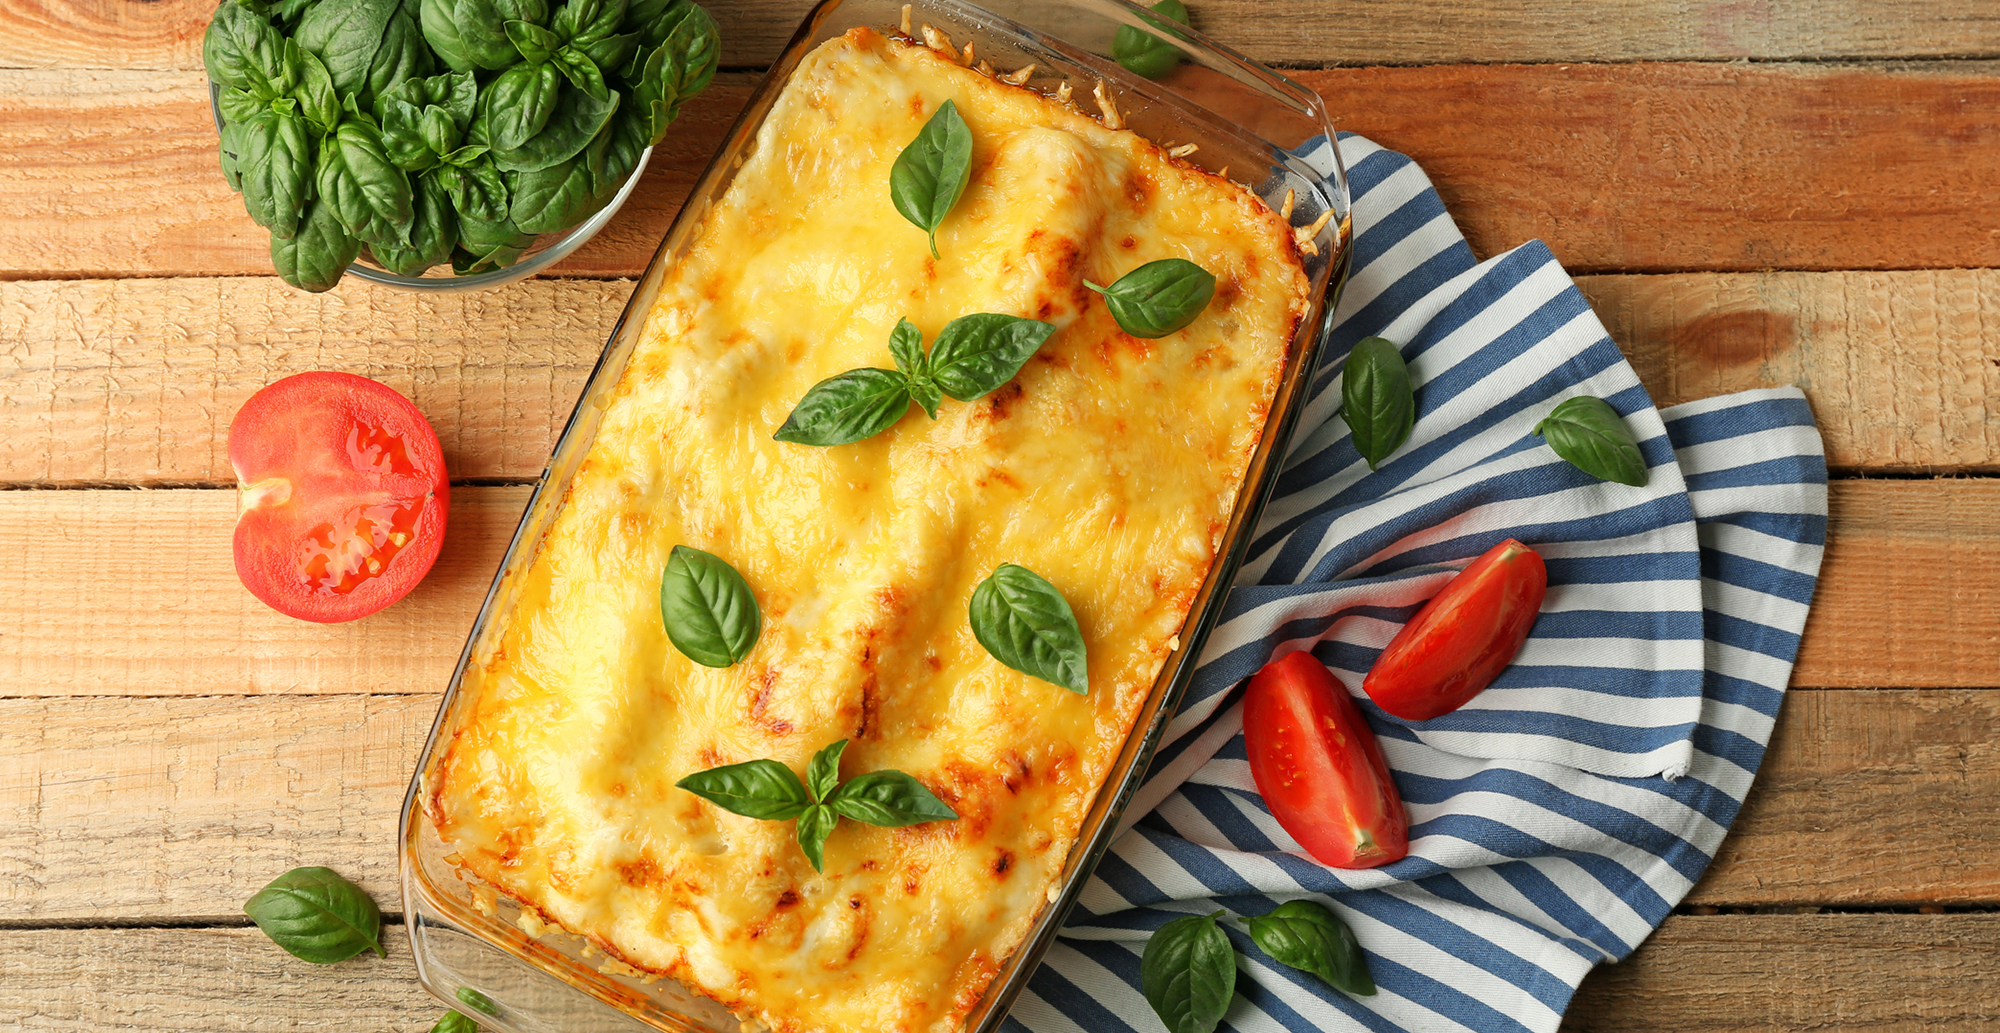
[4,63,2000,278]
[1,270,1994,483]
[3,0,1998,70]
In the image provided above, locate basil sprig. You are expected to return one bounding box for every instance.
[1111,0,1191,80]
[242,866,386,964]
[969,564,1089,694]
[430,1011,480,1033]
[1141,901,1376,1033]
[1535,395,1649,487]
[1141,912,1235,1033]
[677,739,959,872]
[1085,259,1216,338]
[1340,336,1415,471]
[890,99,973,259]
[1246,900,1376,997]
[659,545,761,667]
[774,314,1056,447]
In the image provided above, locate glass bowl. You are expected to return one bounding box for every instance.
[207,83,652,292]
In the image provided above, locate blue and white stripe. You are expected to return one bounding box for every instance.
[1013,135,1827,1033]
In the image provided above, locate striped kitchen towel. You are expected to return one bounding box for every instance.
[1011,134,1828,1033]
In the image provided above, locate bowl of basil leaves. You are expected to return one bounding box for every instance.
[204,0,719,293]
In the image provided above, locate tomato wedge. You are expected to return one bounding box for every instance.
[229,372,449,623]
[1363,538,1547,721]
[1244,650,1409,869]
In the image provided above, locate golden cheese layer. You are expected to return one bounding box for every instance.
[429,27,1308,1033]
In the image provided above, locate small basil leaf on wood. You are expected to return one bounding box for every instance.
[969,564,1088,693]
[773,368,913,446]
[889,99,973,259]
[1245,900,1376,997]
[806,738,847,804]
[430,1011,480,1033]
[1111,0,1190,80]
[659,544,761,667]
[273,197,362,292]
[675,758,809,820]
[242,866,386,963]
[795,804,836,872]
[1086,258,1215,338]
[1534,395,1650,487]
[455,987,499,1016]
[1141,911,1235,1033]
[925,313,1056,401]
[1340,336,1415,471]
[316,120,415,248]
[826,770,959,827]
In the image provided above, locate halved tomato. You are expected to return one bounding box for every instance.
[1244,650,1409,869]
[229,372,449,623]
[1363,538,1547,721]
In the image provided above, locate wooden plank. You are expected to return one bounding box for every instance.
[0,480,1982,697]
[1579,269,2000,473]
[5,687,1999,922]
[1562,914,2000,1032]
[5,0,1998,72]
[2,916,1998,1033]
[4,270,1993,487]
[6,63,2000,280]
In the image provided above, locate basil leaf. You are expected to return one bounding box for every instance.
[316,120,415,249]
[237,109,314,240]
[371,173,456,276]
[1245,900,1375,997]
[294,0,398,102]
[204,2,285,94]
[359,6,434,112]
[456,987,499,1016]
[483,61,562,154]
[627,4,716,144]
[584,102,649,204]
[379,98,439,171]
[795,804,836,873]
[430,1011,479,1033]
[1535,395,1649,487]
[925,313,1057,402]
[1086,258,1215,338]
[773,368,913,447]
[430,1013,479,1033]
[675,758,809,820]
[659,544,761,667]
[551,46,610,102]
[419,106,459,158]
[579,30,641,79]
[291,42,341,134]
[1339,336,1414,471]
[505,19,561,63]
[242,866,386,963]
[218,86,266,126]
[490,80,620,172]
[968,564,1088,693]
[826,770,958,827]
[889,99,972,259]
[1111,0,1190,80]
[273,196,361,292]
[456,210,533,271]
[509,153,598,234]
[1141,912,1235,1033]
[883,319,942,419]
[806,739,847,805]
[440,153,510,222]
[218,119,249,192]
[420,0,522,72]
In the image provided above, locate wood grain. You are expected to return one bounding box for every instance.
[5,685,1999,921]
[6,62,2000,280]
[1579,269,2000,472]
[0,480,1981,697]
[0,916,1995,1030]
[3,270,1993,486]
[5,0,1998,72]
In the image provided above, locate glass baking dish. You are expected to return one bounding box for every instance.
[396,1,1350,1030]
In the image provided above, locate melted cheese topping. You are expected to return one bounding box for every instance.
[430,28,1307,1033]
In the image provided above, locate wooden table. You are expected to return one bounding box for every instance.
[2,1,1996,1029]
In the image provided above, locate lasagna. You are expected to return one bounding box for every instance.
[429,25,1309,1033]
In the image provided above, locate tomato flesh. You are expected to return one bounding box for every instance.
[229,372,449,623]
[1244,650,1409,869]
[1363,538,1547,721]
